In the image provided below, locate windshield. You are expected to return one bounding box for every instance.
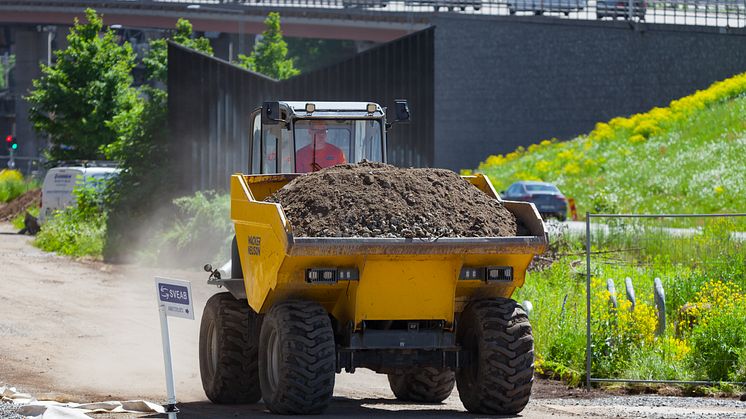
[293,119,383,173]
[525,184,560,193]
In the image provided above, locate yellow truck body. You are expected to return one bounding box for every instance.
[230,172,546,329]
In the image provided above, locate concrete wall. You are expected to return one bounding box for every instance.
[433,17,746,171]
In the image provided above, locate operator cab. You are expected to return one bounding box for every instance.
[249,100,409,174]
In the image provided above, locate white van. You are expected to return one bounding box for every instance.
[39,165,120,223]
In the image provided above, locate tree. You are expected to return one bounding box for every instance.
[143,18,213,85]
[238,12,299,80]
[103,19,213,262]
[27,9,139,161]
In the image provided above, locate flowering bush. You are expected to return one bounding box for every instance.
[0,169,28,203]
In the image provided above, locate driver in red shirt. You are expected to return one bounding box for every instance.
[295,120,346,173]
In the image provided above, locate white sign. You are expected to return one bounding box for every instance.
[155,277,194,320]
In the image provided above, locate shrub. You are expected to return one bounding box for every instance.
[688,302,746,381]
[139,191,232,266]
[34,183,107,258]
[0,169,29,203]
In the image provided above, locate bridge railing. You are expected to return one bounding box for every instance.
[146,0,746,27]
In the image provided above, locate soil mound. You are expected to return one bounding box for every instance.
[266,162,517,238]
[0,189,41,221]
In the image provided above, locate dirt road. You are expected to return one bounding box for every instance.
[1,222,745,418]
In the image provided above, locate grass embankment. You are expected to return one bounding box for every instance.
[472,73,746,216]
[480,73,746,388]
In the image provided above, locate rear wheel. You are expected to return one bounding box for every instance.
[259,300,336,414]
[199,293,262,404]
[388,367,455,403]
[456,298,534,415]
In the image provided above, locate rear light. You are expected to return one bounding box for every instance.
[459,266,514,282]
[306,267,359,284]
[518,195,532,201]
[557,195,567,202]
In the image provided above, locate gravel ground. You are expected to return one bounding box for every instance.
[541,394,746,418]
[0,401,22,419]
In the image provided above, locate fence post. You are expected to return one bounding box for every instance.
[625,277,636,311]
[585,212,592,390]
[654,277,666,335]
[628,0,634,20]
[522,300,533,318]
[606,279,618,308]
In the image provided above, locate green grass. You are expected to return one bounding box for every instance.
[473,76,746,217]
[516,220,746,386]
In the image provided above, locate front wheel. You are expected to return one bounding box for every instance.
[456,298,534,415]
[388,367,455,403]
[199,293,262,404]
[259,300,336,414]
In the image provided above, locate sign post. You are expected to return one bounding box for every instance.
[155,277,194,419]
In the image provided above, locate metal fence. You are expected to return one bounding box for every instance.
[168,27,434,193]
[584,213,746,388]
[111,0,746,28]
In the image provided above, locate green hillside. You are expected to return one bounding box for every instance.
[472,73,746,216]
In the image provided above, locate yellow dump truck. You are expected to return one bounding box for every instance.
[199,101,547,415]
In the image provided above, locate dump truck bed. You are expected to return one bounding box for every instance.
[230,172,547,329]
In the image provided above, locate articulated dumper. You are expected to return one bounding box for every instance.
[200,101,547,415]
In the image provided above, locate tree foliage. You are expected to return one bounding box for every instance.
[0,54,15,90]
[286,38,357,73]
[143,18,213,84]
[27,9,139,161]
[238,12,299,80]
[103,19,213,262]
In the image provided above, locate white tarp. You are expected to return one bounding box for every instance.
[1,385,165,418]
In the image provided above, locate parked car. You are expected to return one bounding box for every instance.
[404,0,483,11]
[39,162,120,223]
[501,181,568,221]
[507,0,586,15]
[596,0,646,20]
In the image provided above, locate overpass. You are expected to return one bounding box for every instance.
[1,0,746,44]
[0,0,430,42]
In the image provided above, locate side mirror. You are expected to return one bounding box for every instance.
[262,101,281,125]
[394,99,411,123]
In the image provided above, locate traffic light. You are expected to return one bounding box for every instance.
[5,135,17,151]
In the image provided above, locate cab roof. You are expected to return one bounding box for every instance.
[281,101,384,114]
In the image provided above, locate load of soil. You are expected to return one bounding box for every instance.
[0,189,41,221]
[266,162,518,238]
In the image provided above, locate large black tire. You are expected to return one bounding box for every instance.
[387,367,455,403]
[199,292,261,404]
[456,298,534,415]
[259,300,336,414]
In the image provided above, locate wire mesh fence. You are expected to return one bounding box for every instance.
[146,0,746,28]
[584,213,746,388]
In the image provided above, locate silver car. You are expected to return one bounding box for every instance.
[507,0,587,15]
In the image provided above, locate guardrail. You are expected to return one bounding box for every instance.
[5,0,746,28]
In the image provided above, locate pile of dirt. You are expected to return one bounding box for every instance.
[266,162,518,238]
[0,189,41,222]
